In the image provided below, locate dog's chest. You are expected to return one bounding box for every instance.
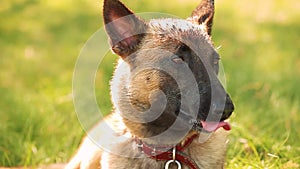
[99,116,228,169]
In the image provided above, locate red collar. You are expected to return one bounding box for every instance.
[135,134,201,169]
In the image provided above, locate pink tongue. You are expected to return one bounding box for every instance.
[200,121,231,132]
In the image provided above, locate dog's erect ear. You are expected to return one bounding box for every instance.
[188,0,214,36]
[103,0,147,58]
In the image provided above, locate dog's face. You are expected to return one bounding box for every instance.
[104,0,234,139]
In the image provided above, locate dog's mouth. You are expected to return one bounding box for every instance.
[178,109,231,133]
[200,120,231,132]
[190,120,231,133]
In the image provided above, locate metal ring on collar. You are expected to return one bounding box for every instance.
[165,160,181,169]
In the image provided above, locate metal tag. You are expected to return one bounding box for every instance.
[165,160,182,169]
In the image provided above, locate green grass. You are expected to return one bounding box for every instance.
[0,0,299,168]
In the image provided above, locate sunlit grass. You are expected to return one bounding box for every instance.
[0,0,299,168]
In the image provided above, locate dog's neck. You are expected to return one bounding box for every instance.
[134,131,199,150]
[134,132,201,169]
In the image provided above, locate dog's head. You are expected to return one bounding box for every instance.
[104,0,234,141]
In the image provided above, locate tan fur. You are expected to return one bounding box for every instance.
[0,1,233,169]
[66,0,234,168]
[66,113,229,169]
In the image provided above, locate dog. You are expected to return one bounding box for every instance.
[66,0,234,168]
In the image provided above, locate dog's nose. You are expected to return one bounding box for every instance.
[211,94,234,121]
[221,94,234,121]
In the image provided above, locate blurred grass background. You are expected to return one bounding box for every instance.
[0,0,299,168]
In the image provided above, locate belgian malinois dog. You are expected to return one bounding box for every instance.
[66,0,234,168]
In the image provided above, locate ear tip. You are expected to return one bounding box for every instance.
[103,0,119,5]
[103,0,131,12]
[103,0,119,13]
[103,0,135,23]
[188,0,215,35]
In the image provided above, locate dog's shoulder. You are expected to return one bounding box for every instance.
[188,131,229,168]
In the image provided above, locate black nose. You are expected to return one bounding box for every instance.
[221,94,234,121]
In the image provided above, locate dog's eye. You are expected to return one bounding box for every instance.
[180,45,189,52]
